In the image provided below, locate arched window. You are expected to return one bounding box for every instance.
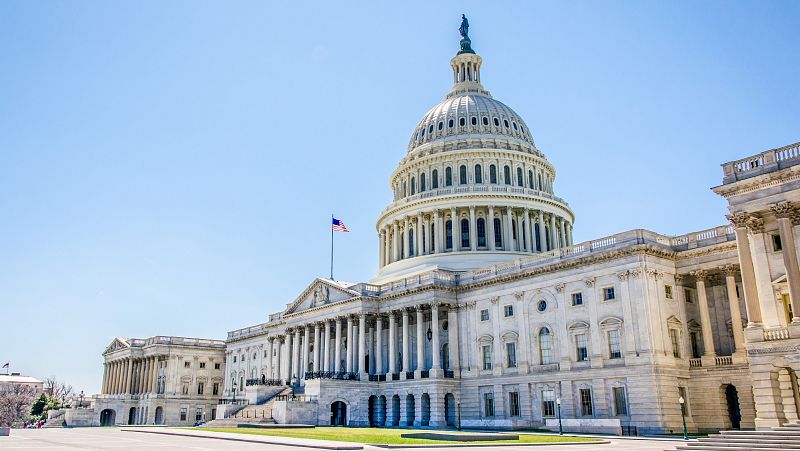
[432,169,439,189]
[503,119,509,128]
[538,174,543,190]
[420,173,426,192]
[460,218,470,248]
[539,328,554,365]
[493,117,500,127]
[438,121,443,130]
[445,167,453,187]
[517,167,524,187]
[471,116,477,126]
[429,124,433,134]
[477,218,486,247]
[409,229,415,256]
[459,117,466,126]
[448,119,454,128]
[459,165,467,185]
[400,232,405,258]
[474,165,483,184]
[504,166,511,185]
[445,220,453,250]
[410,177,416,195]
[489,165,497,184]
[494,218,502,248]
[528,170,534,189]
[403,181,407,197]
[535,223,541,252]
[482,117,489,126]
[430,223,435,250]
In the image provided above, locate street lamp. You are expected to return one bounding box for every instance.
[556,398,563,435]
[232,382,237,403]
[679,396,688,440]
[78,390,85,409]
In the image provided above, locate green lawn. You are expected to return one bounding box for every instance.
[196,427,602,445]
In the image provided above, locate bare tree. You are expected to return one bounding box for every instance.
[43,376,73,405]
[0,384,36,427]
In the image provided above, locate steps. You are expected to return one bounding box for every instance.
[204,387,292,428]
[672,423,800,451]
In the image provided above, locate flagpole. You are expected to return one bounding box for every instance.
[330,213,334,280]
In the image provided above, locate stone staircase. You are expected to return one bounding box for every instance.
[203,387,292,427]
[672,423,800,451]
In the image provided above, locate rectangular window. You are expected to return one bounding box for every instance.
[665,285,673,299]
[233,356,237,363]
[461,219,470,248]
[603,287,615,301]
[542,389,555,417]
[608,330,621,359]
[690,331,700,358]
[772,234,783,251]
[483,392,495,417]
[184,361,190,368]
[212,383,219,396]
[684,288,693,303]
[504,305,514,317]
[613,387,628,416]
[197,382,204,395]
[482,345,493,370]
[199,362,206,369]
[480,309,489,321]
[180,407,187,422]
[446,221,453,249]
[670,329,681,358]
[571,292,583,306]
[508,392,520,417]
[580,388,593,416]
[506,342,517,368]
[195,407,203,421]
[576,333,589,361]
[214,363,221,370]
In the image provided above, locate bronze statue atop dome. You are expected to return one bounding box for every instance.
[457,14,475,55]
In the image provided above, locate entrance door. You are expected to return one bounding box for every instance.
[725,385,741,429]
[100,409,115,426]
[331,401,347,426]
[128,407,136,425]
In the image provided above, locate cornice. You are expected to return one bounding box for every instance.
[713,165,800,199]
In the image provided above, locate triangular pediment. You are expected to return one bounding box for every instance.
[284,278,359,315]
[103,338,130,355]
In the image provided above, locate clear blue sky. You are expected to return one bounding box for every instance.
[1,1,798,394]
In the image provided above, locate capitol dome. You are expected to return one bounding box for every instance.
[373,22,574,283]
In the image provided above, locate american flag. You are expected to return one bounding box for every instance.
[332,217,350,232]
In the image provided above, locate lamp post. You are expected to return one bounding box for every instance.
[556,398,563,435]
[679,396,688,440]
[232,382,237,403]
[78,390,85,409]
[291,376,297,400]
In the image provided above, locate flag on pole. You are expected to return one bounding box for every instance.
[332,217,350,232]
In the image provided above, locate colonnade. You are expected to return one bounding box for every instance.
[687,267,746,363]
[102,356,160,395]
[379,206,573,267]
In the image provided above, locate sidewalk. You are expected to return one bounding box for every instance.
[122,427,363,450]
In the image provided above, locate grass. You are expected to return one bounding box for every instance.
[194,427,603,445]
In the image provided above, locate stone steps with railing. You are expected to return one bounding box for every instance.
[671,422,800,451]
[204,387,292,427]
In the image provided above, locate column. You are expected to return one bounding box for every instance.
[549,214,557,250]
[141,358,149,394]
[447,306,461,377]
[267,337,274,378]
[423,216,430,255]
[488,206,496,251]
[692,271,717,363]
[450,208,458,251]
[376,315,384,375]
[101,363,108,394]
[302,326,310,379]
[433,209,441,254]
[324,321,332,372]
[313,323,321,372]
[728,215,763,325]
[358,314,367,378]
[403,217,410,259]
[274,337,282,380]
[416,213,423,256]
[469,206,477,251]
[379,231,385,268]
[285,332,293,382]
[402,309,410,378]
[392,222,399,262]
[431,303,442,377]
[110,361,117,394]
[506,207,514,251]
[560,218,567,248]
[723,265,746,357]
[516,211,524,252]
[415,307,425,376]
[523,208,532,253]
[389,313,397,375]
[567,223,573,246]
[125,358,133,394]
[334,318,342,373]
[346,316,354,373]
[538,210,546,252]
[774,204,800,322]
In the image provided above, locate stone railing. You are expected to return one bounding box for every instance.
[141,336,225,348]
[722,141,800,184]
[715,356,733,366]
[764,327,791,341]
[669,225,735,251]
[688,358,702,368]
[383,184,571,215]
[227,323,271,341]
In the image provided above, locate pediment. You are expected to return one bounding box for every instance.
[284,278,359,315]
[103,338,130,355]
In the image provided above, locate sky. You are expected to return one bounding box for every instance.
[1,1,798,395]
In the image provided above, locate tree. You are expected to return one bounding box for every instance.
[43,376,73,406]
[0,384,36,427]
[30,393,47,417]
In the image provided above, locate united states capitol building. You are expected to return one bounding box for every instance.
[85,21,800,434]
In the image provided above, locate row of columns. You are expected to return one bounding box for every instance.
[102,356,160,395]
[379,206,573,267]
[688,267,746,362]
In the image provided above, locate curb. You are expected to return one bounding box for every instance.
[121,428,362,450]
[366,440,611,448]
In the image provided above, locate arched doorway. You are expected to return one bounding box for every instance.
[331,401,347,426]
[725,385,741,429]
[128,407,136,425]
[406,394,416,427]
[100,409,115,426]
[378,395,387,427]
[368,395,377,427]
[154,406,164,425]
[392,395,401,426]
[445,393,456,427]
[421,393,431,426]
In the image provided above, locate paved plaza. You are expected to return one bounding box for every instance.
[0,428,683,451]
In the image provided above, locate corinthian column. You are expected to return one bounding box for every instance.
[523,208,532,253]
[358,314,367,379]
[334,318,342,373]
[401,309,410,379]
[722,265,746,358]
[691,270,717,364]
[506,207,514,251]
[389,312,397,375]
[430,304,442,377]
[313,323,321,372]
[403,217,410,258]
[346,316,354,373]
[469,206,477,251]
[538,210,546,252]
[376,315,384,375]
[772,202,800,323]
[415,307,425,377]
[727,213,763,326]
[488,206,496,251]
[433,209,441,254]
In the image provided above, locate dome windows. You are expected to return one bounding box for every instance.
[512,121,518,131]
[438,121,443,130]
[503,166,511,185]
[504,119,510,128]
[471,117,477,126]
[459,117,466,127]
[493,117,500,127]
[428,124,434,134]
[448,119,454,128]
[483,117,489,126]
[420,173,426,192]
[474,164,483,184]
[445,167,453,187]
[517,167,524,187]
[459,165,468,185]
[432,169,439,189]
[489,164,497,184]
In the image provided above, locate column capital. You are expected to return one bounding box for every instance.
[770,201,798,219]
[690,269,709,281]
[721,264,740,276]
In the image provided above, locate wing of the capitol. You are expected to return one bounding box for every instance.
[79,23,800,433]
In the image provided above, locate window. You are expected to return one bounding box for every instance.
[477,218,486,247]
[445,167,453,186]
[539,328,554,364]
[571,292,583,306]
[576,333,588,361]
[528,170,534,189]
[489,164,497,183]
[482,345,492,370]
[410,177,416,195]
[603,287,615,301]
[180,407,187,422]
[460,218,470,248]
[670,329,681,358]
[409,229,415,256]
[197,382,204,395]
[690,331,700,358]
[517,167,524,187]
[613,387,628,416]
[184,361,190,368]
[483,116,489,126]
[199,362,206,369]
[420,173,426,192]
[483,392,495,417]
[438,121,443,130]
[448,119,454,128]
[512,121,518,130]
[684,288,693,303]
[506,342,517,368]
[474,165,482,184]
[212,383,219,395]
[471,116,477,126]
[459,165,467,185]
[445,220,453,250]
[665,285,673,299]
[537,300,547,312]
[493,117,500,127]
[508,392,520,417]
[503,166,511,185]
[494,218,502,248]
[608,330,621,359]
[459,117,465,126]
[504,119,509,128]
[402,181,407,197]
[215,363,221,370]
[772,234,783,251]
[480,309,489,321]
[542,390,556,417]
[196,407,203,422]
[503,304,514,317]
[580,388,593,416]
